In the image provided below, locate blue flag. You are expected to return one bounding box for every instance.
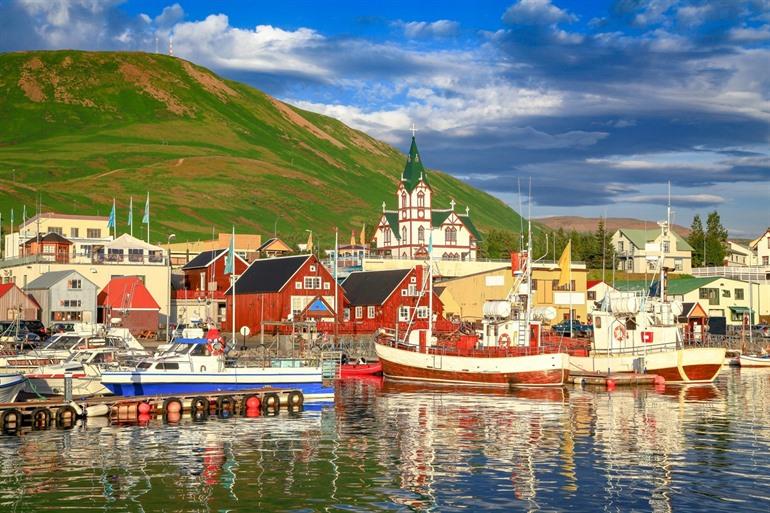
[224,227,235,274]
[428,231,433,255]
[107,199,116,229]
[127,196,133,226]
[142,193,150,224]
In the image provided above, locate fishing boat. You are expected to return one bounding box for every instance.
[24,347,132,397]
[101,337,335,401]
[568,214,725,383]
[737,354,770,368]
[0,373,25,403]
[375,224,570,388]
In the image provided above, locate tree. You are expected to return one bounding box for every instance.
[478,229,521,259]
[705,210,728,266]
[589,218,615,271]
[687,214,705,267]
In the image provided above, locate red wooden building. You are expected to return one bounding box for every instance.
[97,277,160,336]
[339,267,449,335]
[224,254,340,334]
[180,249,249,296]
[0,283,40,321]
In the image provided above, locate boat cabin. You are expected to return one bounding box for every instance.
[136,338,224,374]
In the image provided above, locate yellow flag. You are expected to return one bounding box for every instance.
[306,231,313,252]
[359,223,366,246]
[558,240,571,287]
[350,230,356,246]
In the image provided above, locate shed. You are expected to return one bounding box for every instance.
[0,283,40,321]
[98,276,161,336]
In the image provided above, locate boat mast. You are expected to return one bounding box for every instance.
[525,179,532,334]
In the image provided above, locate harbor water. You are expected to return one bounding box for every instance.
[2,368,770,512]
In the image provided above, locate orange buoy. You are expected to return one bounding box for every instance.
[138,413,151,424]
[653,375,666,385]
[245,408,260,418]
[137,402,152,414]
[606,379,616,391]
[165,411,181,424]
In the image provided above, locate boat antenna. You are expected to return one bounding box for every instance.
[518,177,524,252]
[526,178,533,331]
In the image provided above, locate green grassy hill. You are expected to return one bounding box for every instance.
[0,50,524,247]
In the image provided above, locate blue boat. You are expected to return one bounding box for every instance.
[101,338,335,401]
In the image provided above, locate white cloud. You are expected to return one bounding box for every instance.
[586,157,731,173]
[729,25,770,42]
[624,194,725,205]
[502,0,577,25]
[397,19,460,39]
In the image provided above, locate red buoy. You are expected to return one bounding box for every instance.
[245,408,260,418]
[166,401,182,414]
[138,413,151,424]
[246,396,260,409]
[654,375,666,385]
[606,379,616,391]
[138,402,151,414]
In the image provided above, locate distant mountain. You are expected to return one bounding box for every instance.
[0,50,525,244]
[535,216,690,236]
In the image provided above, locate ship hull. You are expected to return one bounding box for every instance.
[376,343,569,387]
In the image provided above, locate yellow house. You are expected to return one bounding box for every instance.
[437,261,587,323]
[3,212,111,260]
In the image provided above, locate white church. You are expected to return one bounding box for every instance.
[373,136,481,260]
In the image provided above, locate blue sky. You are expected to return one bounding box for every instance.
[1,0,769,237]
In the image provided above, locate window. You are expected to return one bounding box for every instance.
[618,241,624,252]
[304,276,321,289]
[662,240,670,253]
[49,226,63,235]
[401,192,407,207]
[67,279,82,290]
[401,289,407,296]
[43,244,55,254]
[291,296,310,316]
[367,306,375,319]
[398,306,410,322]
[81,245,92,257]
[295,281,302,290]
[587,291,596,300]
[408,284,417,296]
[531,280,538,291]
[310,265,317,272]
[156,362,179,370]
[764,256,769,266]
[767,236,770,249]
[70,228,79,238]
[675,258,683,271]
[418,226,425,244]
[552,279,575,291]
[699,288,719,305]
[128,248,143,262]
[324,282,331,290]
[402,226,407,242]
[417,191,425,207]
[445,227,457,245]
[343,308,350,321]
[647,260,655,270]
[87,228,101,238]
[416,306,429,319]
[722,289,731,298]
[736,288,744,300]
[62,299,82,308]
[384,228,391,245]
[355,306,363,319]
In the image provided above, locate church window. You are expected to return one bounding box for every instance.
[446,227,457,245]
[402,226,407,242]
[418,226,425,243]
[418,210,424,219]
[384,228,391,244]
[417,191,425,207]
[401,192,407,207]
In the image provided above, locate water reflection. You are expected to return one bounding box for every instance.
[1,370,770,512]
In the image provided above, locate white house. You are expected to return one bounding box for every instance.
[373,136,481,261]
[749,229,770,266]
[612,226,693,274]
[725,241,756,267]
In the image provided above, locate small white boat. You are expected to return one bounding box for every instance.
[25,347,129,397]
[0,373,25,403]
[738,354,770,368]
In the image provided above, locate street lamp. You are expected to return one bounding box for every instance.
[305,229,313,255]
[166,233,176,341]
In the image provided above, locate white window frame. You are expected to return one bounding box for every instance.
[355,306,363,319]
[401,289,407,296]
[398,306,410,322]
[295,281,302,290]
[416,306,429,319]
[367,306,375,319]
[343,308,350,321]
[324,282,331,290]
[304,276,321,289]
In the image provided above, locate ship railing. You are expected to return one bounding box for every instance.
[376,335,566,358]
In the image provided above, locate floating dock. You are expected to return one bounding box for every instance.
[0,387,304,434]
[570,371,663,387]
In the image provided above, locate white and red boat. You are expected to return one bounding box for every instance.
[375,230,570,388]
[568,216,724,384]
[738,354,770,368]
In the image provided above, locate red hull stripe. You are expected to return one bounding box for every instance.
[380,359,567,387]
[643,363,722,383]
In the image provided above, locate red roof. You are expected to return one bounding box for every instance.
[98,277,160,310]
[0,283,13,297]
[586,280,602,289]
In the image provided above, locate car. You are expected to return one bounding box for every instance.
[752,324,770,338]
[19,320,48,340]
[552,320,593,337]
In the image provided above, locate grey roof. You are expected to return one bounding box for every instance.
[182,249,226,270]
[342,269,411,306]
[26,270,94,290]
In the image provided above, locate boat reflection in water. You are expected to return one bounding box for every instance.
[3,370,770,512]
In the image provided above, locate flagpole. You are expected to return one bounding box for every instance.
[231,226,236,344]
[569,239,573,338]
[334,227,339,345]
[129,196,133,237]
[147,194,150,244]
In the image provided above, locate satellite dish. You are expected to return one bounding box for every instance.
[239,326,251,337]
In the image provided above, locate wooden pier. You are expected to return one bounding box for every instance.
[0,387,304,434]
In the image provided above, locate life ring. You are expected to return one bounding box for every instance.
[613,324,627,341]
[498,333,511,347]
[207,338,224,356]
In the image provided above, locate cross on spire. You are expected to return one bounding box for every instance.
[410,123,418,137]
[450,199,456,211]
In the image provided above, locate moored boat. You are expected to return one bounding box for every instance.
[101,337,335,401]
[0,373,25,403]
[738,354,770,368]
[24,347,130,397]
[340,361,382,378]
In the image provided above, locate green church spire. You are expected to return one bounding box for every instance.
[401,136,428,192]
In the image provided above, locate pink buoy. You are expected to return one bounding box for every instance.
[166,411,181,424]
[606,379,616,391]
[166,401,182,414]
[246,397,261,410]
[137,402,152,414]
[138,413,151,424]
[654,375,666,385]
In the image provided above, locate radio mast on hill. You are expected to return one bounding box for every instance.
[169,36,173,56]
